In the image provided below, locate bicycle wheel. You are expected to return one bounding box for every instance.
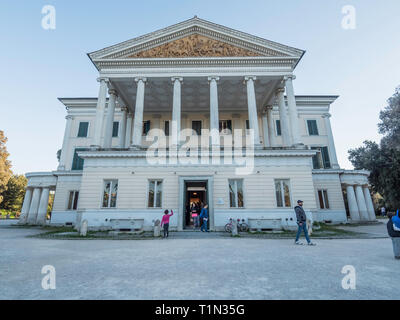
[225,223,232,233]
[240,223,249,232]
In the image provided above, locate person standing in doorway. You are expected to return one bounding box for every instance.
[381,206,387,217]
[160,209,174,238]
[294,200,316,246]
[200,204,209,232]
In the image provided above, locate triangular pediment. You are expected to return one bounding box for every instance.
[89,17,305,63]
[127,34,261,58]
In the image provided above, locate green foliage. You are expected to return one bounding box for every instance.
[0,130,12,204]
[0,174,27,212]
[348,87,400,210]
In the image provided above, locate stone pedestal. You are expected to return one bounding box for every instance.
[154,219,161,237]
[80,220,88,237]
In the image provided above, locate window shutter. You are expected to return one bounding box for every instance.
[321,147,331,168]
[276,120,281,136]
[112,122,119,137]
[77,122,89,137]
[227,120,232,131]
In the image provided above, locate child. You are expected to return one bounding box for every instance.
[160,209,173,238]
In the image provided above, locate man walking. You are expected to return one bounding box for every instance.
[294,200,316,246]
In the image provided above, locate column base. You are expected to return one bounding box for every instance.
[129,145,146,151]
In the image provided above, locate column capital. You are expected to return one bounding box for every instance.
[120,106,129,112]
[207,76,220,83]
[108,89,118,97]
[322,113,332,119]
[65,115,74,120]
[97,77,109,83]
[134,77,147,83]
[244,76,257,83]
[262,105,273,114]
[275,87,285,94]
[284,75,296,81]
[171,77,183,83]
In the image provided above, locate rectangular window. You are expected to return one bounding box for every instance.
[276,120,281,136]
[148,180,163,208]
[307,120,319,136]
[318,189,330,209]
[311,146,331,169]
[229,179,244,208]
[275,179,291,208]
[102,180,118,208]
[143,120,151,136]
[77,122,89,138]
[219,120,232,134]
[71,148,87,170]
[245,120,250,130]
[112,121,119,137]
[67,191,79,210]
[164,121,170,136]
[192,121,202,135]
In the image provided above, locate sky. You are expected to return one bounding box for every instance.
[1,0,399,174]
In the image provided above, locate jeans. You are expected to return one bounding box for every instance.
[201,218,208,232]
[295,222,311,243]
[163,223,169,238]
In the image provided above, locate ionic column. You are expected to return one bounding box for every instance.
[355,185,369,221]
[363,186,376,221]
[125,113,133,148]
[18,188,33,224]
[36,187,50,226]
[92,77,109,148]
[132,77,147,147]
[57,115,73,171]
[276,88,291,147]
[119,106,128,148]
[245,76,262,148]
[266,105,275,147]
[322,113,340,169]
[261,107,271,147]
[171,77,183,147]
[284,75,302,146]
[103,89,118,148]
[208,76,220,148]
[27,188,42,225]
[346,185,360,221]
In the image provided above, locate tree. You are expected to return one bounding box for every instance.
[0,130,12,204]
[348,87,400,210]
[0,174,27,212]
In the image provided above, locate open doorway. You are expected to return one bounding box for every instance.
[184,180,208,229]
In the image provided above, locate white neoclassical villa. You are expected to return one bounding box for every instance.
[19,17,376,231]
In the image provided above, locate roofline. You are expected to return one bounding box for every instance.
[87,16,305,62]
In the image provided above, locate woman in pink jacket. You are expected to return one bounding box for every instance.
[160,209,173,238]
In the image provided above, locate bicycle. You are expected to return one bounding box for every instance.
[225,218,249,233]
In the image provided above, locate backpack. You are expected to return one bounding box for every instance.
[393,209,400,229]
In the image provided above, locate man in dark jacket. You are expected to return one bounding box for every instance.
[294,200,316,246]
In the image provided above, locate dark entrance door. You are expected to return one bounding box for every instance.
[184,181,208,229]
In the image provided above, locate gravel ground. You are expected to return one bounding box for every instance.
[0,224,398,300]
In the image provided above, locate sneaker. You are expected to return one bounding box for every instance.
[295,241,304,245]
[308,242,316,246]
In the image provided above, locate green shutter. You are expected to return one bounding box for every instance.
[321,147,331,168]
[276,120,281,136]
[307,120,319,136]
[112,122,119,137]
[77,122,88,137]
[71,148,86,170]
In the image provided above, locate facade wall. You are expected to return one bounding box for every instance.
[312,173,347,223]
